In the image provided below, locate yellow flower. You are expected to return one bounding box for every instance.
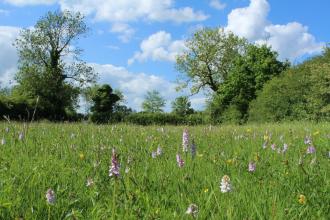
[204,188,209,193]
[79,153,85,160]
[254,153,260,162]
[298,194,306,205]
[246,128,252,133]
[313,131,320,136]
[226,159,233,165]
[263,135,269,141]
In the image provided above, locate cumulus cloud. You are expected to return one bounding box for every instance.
[0,26,20,87]
[91,63,205,111]
[226,0,324,61]
[128,31,186,64]
[209,0,226,10]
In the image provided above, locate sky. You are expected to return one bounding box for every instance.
[0,0,328,112]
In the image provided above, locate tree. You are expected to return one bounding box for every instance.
[142,90,166,113]
[14,10,97,120]
[90,84,120,123]
[171,96,194,116]
[248,47,330,122]
[208,44,289,123]
[176,27,247,94]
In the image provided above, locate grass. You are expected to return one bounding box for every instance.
[0,122,329,219]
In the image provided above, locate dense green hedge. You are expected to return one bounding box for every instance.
[124,112,209,125]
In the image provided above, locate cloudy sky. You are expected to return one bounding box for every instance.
[0,0,328,111]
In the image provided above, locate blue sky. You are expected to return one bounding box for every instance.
[0,0,328,111]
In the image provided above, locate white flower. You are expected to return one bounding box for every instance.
[220,175,232,193]
[186,203,198,217]
[1,138,5,145]
[86,178,94,187]
[45,189,56,204]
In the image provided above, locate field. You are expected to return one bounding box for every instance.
[0,122,329,219]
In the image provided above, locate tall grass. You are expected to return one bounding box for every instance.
[0,122,329,219]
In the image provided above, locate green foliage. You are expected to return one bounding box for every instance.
[176,27,247,93]
[14,10,96,120]
[142,90,166,113]
[208,44,289,123]
[125,112,208,125]
[249,48,330,122]
[89,84,121,123]
[0,122,329,219]
[171,96,194,116]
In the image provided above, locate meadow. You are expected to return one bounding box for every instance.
[0,122,329,219]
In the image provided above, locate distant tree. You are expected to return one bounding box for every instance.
[142,90,166,113]
[90,84,120,123]
[14,10,97,120]
[176,27,247,94]
[171,96,194,116]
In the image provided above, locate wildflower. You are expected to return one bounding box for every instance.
[109,149,120,177]
[18,132,24,141]
[248,162,256,172]
[282,144,288,153]
[191,140,196,158]
[304,136,312,145]
[262,142,267,149]
[220,175,232,193]
[156,146,162,156]
[5,127,9,133]
[185,203,198,217]
[298,194,306,205]
[45,189,56,204]
[125,167,130,173]
[254,153,260,161]
[86,178,94,187]
[182,129,189,153]
[306,146,316,154]
[1,138,5,145]
[70,133,75,139]
[271,144,276,151]
[204,188,209,193]
[176,154,184,168]
[79,153,85,160]
[151,151,157,158]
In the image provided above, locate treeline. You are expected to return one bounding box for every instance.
[0,10,329,125]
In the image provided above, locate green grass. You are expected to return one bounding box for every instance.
[0,122,329,219]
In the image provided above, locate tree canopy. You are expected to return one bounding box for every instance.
[176,27,247,94]
[142,90,166,113]
[14,10,97,120]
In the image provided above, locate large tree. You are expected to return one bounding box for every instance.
[14,10,97,120]
[142,90,166,113]
[176,27,247,94]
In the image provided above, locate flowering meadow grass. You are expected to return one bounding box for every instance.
[0,122,329,219]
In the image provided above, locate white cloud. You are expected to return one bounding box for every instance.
[90,63,206,111]
[4,0,208,24]
[226,0,324,61]
[226,0,269,41]
[209,0,226,10]
[128,31,186,64]
[0,26,20,87]
[3,0,56,6]
[110,23,135,43]
[256,23,323,60]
